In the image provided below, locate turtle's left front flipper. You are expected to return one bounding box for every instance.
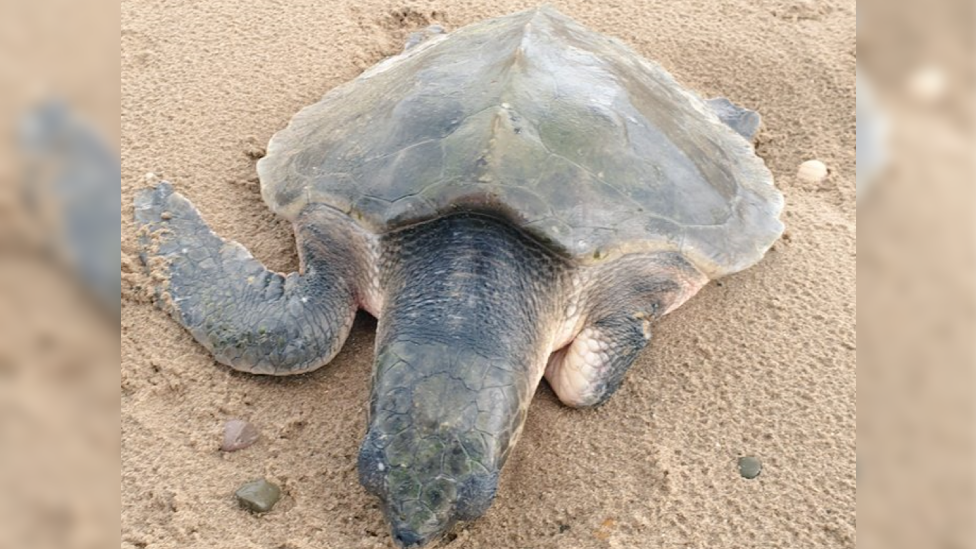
[545,253,709,408]
[134,183,362,375]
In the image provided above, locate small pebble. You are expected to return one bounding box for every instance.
[797,160,829,184]
[738,456,763,479]
[221,419,260,452]
[236,478,281,513]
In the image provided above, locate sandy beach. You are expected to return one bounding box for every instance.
[121,1,856,547]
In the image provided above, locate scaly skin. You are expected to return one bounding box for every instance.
[135,185,708,548]
[135,183,367,375]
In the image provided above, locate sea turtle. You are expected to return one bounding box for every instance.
[135,6,784,548]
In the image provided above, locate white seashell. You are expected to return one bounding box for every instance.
[797,160,829,184]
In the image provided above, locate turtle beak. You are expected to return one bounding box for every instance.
[389,521,437,548]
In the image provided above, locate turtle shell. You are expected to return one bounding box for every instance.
[257,6,784,278]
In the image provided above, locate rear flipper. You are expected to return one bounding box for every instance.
[545,314,651,408]
[546,253,708,408]
[134,183,359,375]
[707,97,762,141]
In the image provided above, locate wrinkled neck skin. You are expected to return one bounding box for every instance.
[358,214,569,548]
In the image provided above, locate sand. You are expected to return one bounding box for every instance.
[121,1,856,548]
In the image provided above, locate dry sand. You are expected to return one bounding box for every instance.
[121,1,856,547]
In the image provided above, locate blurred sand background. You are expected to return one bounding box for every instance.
[0,3,118,549]
[118,1,857,548]
[858,1,974,548]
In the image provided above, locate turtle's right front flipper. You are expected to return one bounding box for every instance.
[134,183,362,375]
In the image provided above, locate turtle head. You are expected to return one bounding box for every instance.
[358,408,501,548]
[356,342,510,547]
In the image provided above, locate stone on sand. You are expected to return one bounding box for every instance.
[221,419,260,452]
[738,456,764,479]
[236,478,282,513]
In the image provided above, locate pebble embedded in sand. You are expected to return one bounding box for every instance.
[221,419,260,452]
[738,456,763,479]
[797,160,829,184]
[236,478,281,513]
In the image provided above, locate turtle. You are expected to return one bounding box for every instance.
[134,6,784,548]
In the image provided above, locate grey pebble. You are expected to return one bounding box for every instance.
[738,456,763,479]
[236,478,282,514]
[221,419,260,452]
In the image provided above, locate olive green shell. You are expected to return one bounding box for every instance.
[257,6,784,278]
